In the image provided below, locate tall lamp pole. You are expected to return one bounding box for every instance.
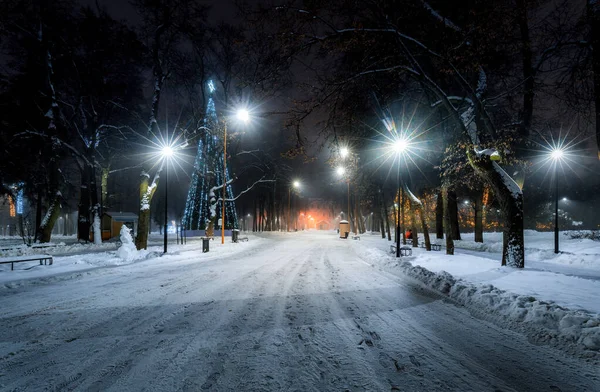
[347,180,351,234]
[161,146,174,253]
[393,138,408,257]
[554,168,559,253]
[396,165,401,257]
[288,181,300,231]
[221,119,228,244]
[220,109,250,245]
[551,148,563,254]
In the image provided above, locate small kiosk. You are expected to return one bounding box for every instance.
[339,220,350,239]
[101,212,138,240]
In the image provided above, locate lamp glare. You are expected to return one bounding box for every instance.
[394,138,408,153]
[551,148,564,160]
[162,146,174,158]
[237,109,250,123]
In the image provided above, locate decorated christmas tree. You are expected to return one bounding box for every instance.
[182,81,238,233]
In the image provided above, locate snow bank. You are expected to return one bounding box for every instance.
[352,243,600,358]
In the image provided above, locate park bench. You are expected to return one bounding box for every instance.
[389,245,412,256]
[237,237,249,242]
[0,255,53,271]
[352,235,360,240]
[431,244,442,251]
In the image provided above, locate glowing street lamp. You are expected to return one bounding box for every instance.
[551,147,564,253]
[221,108,251,244]
[161,145,175,253]
[340,147,350,159]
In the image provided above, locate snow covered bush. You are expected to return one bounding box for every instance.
[567,230,600,242]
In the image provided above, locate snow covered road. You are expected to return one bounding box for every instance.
[0,233,598,391]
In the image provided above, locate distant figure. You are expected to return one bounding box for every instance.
[406,229,413,240]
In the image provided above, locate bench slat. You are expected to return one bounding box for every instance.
[0,255,53,271]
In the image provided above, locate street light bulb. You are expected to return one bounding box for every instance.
[340,147,349,158]
[162,146,174,158]
[393,138,408,153]
[236,109,250,123]
[562,197,567,201]
[336,166,345,176]
[550,148,564,160]
[293,181,300,188]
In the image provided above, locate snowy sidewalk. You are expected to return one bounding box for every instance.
[0,233,266,288]
[349,230,600,356]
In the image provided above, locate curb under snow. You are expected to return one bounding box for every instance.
[354,245,600,360]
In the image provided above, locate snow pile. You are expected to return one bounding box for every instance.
[352,242,600,358]
[117,226,147,262]
[93,212,101,245]
[0,241,117,257]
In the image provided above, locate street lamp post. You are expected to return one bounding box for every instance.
[393,138,408,258]
[162,146,174,253]
[551,148,564,253]
[221,109,250,245]
[288,181,300,231]
[338,148,355,234]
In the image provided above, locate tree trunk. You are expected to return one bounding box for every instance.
[448,189,461,240]
[37,192,62,243]
[435,191,444,239]
[78,167,91,242]
[410,204,419,248]
[468,153,525,267]
[404,185,430,250]
[135,172,159,250]
[382,189,391,241]
[378,191,386,238]
[35,189,43,240]
[101,166,109,212]
[589,0,600,159]
[474,188,484,243]
[401,187,406,245]
[393,198,398,243]
[443,185,455,255]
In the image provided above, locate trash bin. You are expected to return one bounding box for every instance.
[202,237,210,253]
[339,220,350,239]
[232,229,239,243]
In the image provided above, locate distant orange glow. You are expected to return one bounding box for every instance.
[9,197,16,217]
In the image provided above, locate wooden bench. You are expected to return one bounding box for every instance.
[238,237,249,242]
[431,244,442,251]
[0,255,53,271]
[352,236,360,240]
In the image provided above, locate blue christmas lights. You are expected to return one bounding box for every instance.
[182,81,238,231]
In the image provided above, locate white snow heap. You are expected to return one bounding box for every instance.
[117,225,143,261]
[93,212,101,245]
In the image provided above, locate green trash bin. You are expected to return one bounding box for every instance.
[202,237,210,253]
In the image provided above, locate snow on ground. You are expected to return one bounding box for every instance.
[0,233,267,289]
[350,230,600,357]
[0,229,599,360]
[1,231,599,391]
